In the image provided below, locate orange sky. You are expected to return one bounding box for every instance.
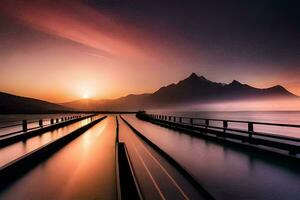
[0,1,299,103]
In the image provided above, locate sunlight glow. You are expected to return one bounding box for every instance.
[82,94,89,99]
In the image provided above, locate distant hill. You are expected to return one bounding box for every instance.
[62,73,298,111]
[61,99,108,111]
[0,92,68,114]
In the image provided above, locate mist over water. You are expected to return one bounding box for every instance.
[149,99,300,138]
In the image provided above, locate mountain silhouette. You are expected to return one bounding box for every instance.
[0,73,297,113]
[0,92,68,114]
[62,73,297,111]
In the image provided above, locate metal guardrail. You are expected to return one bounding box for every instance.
[0,115,95,148]
[143,113,300,155]
[0,115,106,188]
[0,115,87,137]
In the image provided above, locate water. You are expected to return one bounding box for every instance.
[149,111,300,138]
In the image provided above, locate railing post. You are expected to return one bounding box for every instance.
[190,118,193,125]
[39,119,43,127]
[61,117,64,122]
[51,118,54,124]
[56,118,59,123]
[169,116,171,121]
[173,116,176,122]
[223,120,228,137]
[179,117,182,123]
[22,120,27,132]
[248,122,254,142]
[223,121,228,130]
[205,119,209,127]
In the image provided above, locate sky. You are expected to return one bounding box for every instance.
[0,0,299,103]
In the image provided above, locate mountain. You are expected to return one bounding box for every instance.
[0,92,68,114]
[61,99,103,110]
[63,73,298,111]
[3,73,296,113]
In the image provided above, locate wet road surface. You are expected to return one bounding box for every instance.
[0,118,93,167]
[0,116,116,200]
[119,116,206,200]
[123,115,300,200]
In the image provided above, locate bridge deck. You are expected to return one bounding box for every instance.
[0,116,116,200]
[119,116,206,200]
[0,117,94,167]
[123,115,300,200]
[0,114,299,199]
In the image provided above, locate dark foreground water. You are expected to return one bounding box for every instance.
[149,111,300,138]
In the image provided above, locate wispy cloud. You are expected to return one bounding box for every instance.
[0,1,142,60]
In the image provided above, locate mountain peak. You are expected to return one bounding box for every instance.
[186,73,207,81]
[230,80,243,86]
[189,72,198,79]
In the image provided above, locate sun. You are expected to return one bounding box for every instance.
[82,94,89,99]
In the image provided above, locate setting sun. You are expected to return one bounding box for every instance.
[82,94,89,99]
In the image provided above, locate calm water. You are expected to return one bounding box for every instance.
[149,111,300,138]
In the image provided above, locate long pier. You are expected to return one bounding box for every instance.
[0,112,299,199]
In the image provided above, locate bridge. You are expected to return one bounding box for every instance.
[0,112,299,199]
